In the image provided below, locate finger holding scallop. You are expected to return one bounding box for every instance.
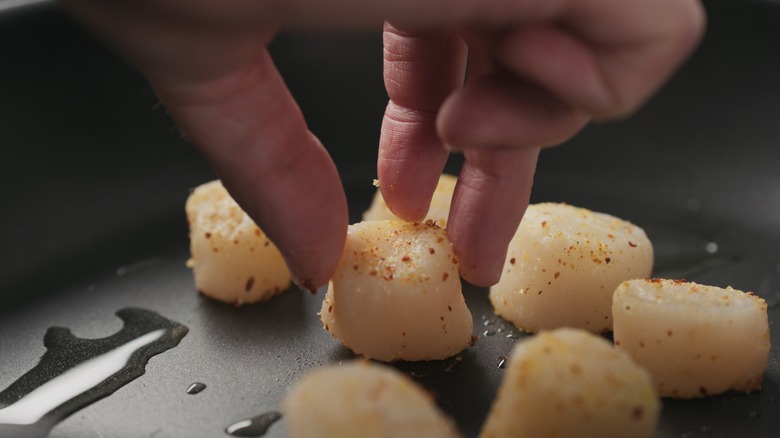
[364,174,457,227]
[321,220,473,362]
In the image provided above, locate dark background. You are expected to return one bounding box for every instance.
[1,1,779,437]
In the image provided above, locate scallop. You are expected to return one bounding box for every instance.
[321,220,473,361]
[612,278,770,398]
[185,180,290,306]
[481,328,659,438]
[283,361,460,438]
[363,174,457,228]
[490,203,653,333]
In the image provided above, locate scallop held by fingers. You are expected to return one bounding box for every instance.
[185,180,290,306]
[363,173,456,228]
[490,203,653,333]
[283,361,460,438]
[481,328,659,438]
[321,220,473,362]
[612,278,770,398]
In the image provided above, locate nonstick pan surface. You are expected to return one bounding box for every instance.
[1,1,780,437]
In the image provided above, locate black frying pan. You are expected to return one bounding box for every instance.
[1,0,779,436]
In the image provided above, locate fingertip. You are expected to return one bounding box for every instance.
[281,184,349,293]
[377,178,430,223]
[454,245,505,287]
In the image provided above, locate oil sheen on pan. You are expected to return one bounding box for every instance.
[0,308,188,438]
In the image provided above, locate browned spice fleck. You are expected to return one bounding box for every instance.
[254,229,261,236]
[429,247,436,254]
[469,335,479,346]
[605,257,611,264]
[510,257,516,265]
[541,220,547,228]
[353,265,359,270]
[402,256,411,262]
[244,276,255,292]
[264,241,270,247]
[667,330,673,337]
[442,273,449,281]
[448,305,452,312]
[628,241,637,247]
[632,406,644,420]
[204,232,212,239]
[639,341,645,347]
[699,387,708,396]
[328,305,333,313]
[437,237,444,243]
[554,272,560,279]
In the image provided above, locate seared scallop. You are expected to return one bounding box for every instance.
[321,220,472,361]
[490,203,653,333]
[185,180,290,306]
[613,278,770,398]
[283,361,460,438]
[481,328,659,438]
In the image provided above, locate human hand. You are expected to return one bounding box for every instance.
[61,0,704,289]
[377,1,705,285]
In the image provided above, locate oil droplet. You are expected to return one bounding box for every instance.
[483,329,496,337]
[226,412,282,437]
[497,356,507,369]
[0,308,187,438]
[482,319,493,327]
[186,382,206,395]
[705,242,718,254]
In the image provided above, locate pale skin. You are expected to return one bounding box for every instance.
[61,0,705,289]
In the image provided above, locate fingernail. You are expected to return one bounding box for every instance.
[292,275,320,295]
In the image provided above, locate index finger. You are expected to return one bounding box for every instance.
[157,49,348,291]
